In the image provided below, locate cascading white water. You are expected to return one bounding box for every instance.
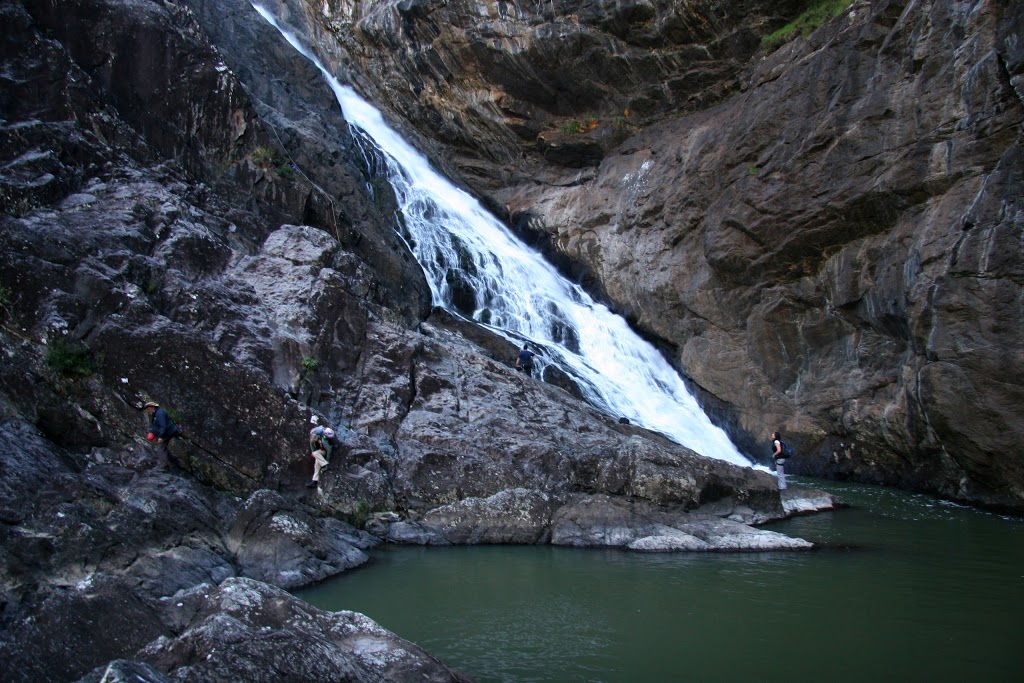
[254,4,751,467]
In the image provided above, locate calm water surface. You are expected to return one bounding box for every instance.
[297,479,1024,682]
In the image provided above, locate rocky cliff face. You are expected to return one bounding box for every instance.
[0,1,833,680]
[286,0,1024,512]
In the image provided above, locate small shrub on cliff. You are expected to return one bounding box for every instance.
[302,357,319,371]
[250,145,277,168]
[45,336,98,378]
[350,500,370,529]
[761,0,854,51]
[558,115,600,135]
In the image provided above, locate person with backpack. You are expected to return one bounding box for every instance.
[143,401,181,469]
[307,425,335,488]
[771,431,791,490]
[515,343,536,376]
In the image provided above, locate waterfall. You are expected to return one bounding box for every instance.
[253,4,751,467]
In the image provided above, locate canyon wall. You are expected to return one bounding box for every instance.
[285,0,1024,511]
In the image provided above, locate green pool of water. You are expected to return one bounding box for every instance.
[296,479,1024,682]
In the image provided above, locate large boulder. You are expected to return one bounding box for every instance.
[80,578,473,683]
[226,490,375,589]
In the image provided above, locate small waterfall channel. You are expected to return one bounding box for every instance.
[253,4,750,467]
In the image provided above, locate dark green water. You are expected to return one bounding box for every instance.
[297,479,1024,682]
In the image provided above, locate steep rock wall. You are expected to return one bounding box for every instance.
[278,0,1024,510]
[503,0,1024,510]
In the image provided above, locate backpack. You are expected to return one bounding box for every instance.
[310,425,338,450]
[780,441,793,458]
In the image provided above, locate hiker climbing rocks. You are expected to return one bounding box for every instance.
[771,431,789,490]
[307,425,335,488]
[143,401,180,469]
[515,343,536,376]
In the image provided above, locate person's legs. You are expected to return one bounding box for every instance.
[776,459,787,490]
[311,449,329,482]
[153,439,171,469]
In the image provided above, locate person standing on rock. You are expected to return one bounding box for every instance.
[515,343,536,376]
[143,401,179,469]
[307,425,334,488]
[771,431,788,490]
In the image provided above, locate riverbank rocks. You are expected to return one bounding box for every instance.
[226,490,377,589]
[411,486,831,550]
[73,578,472,683]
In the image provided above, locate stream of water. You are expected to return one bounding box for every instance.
[252,2,749,467]
[297,479,1024,682]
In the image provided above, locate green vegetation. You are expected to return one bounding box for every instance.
[559,115,601,135]
[748,165,760,175]
[761,0,854,51]
[45,336,98,378]
[250,145,297,178]
[350,500,370,529]
[250,145,277,169]
[302,357,320,371]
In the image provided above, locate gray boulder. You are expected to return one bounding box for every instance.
[135,578,473,683]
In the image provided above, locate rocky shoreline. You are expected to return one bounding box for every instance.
[0,409,835,681]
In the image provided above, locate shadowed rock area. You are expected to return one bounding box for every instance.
[0,1,838,681]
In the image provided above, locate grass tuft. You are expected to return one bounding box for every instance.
[45,336,97,377]
[762,0,854,51]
